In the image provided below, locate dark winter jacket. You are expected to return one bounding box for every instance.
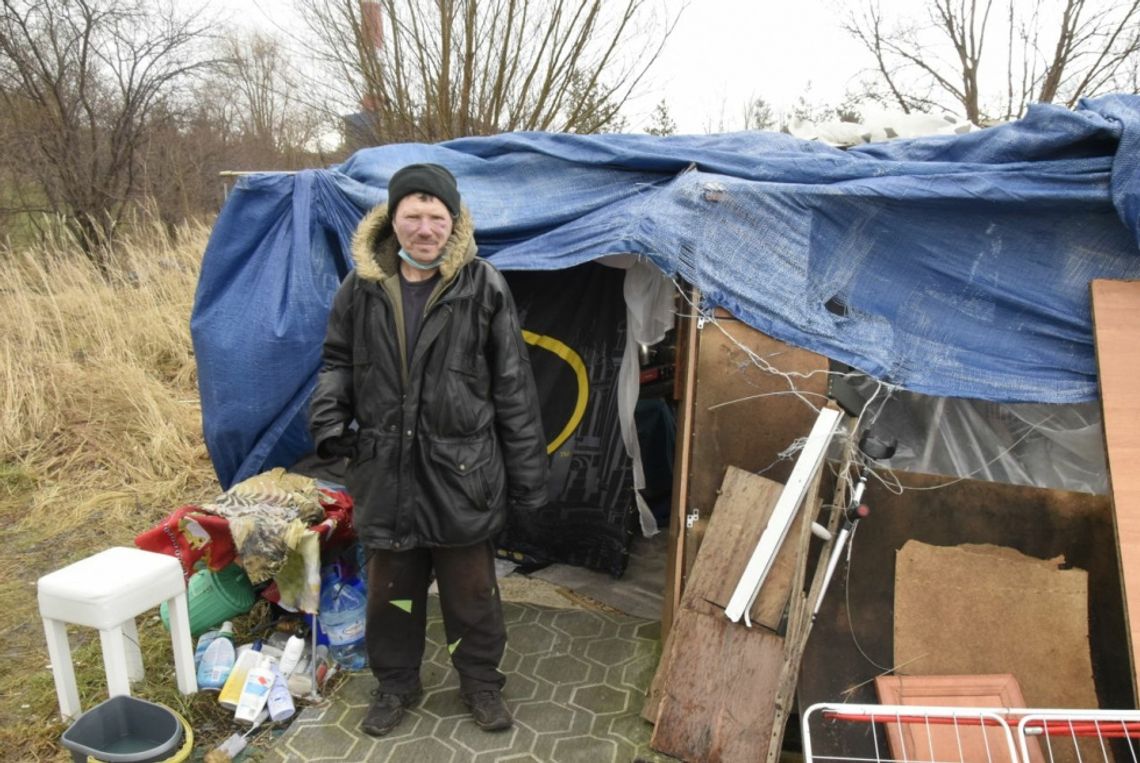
[309,203,549,550]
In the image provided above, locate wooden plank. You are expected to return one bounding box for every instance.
[798,471,1129,762]
[682,465,807,630]
[726,407,841,623]
[1091,278,1140,702]
[643,466,819,723]
[662,285,701,639]
[649,607,786,762]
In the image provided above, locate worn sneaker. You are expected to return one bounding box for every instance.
[461,689,513,731]
[361,688,422,737]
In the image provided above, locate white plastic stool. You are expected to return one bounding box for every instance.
[37,547,198,720]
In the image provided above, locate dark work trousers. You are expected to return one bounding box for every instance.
[365,539,506,695]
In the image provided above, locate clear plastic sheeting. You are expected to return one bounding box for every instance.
[849,376,1108,495]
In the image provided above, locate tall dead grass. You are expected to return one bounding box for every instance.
[0,220,219,535]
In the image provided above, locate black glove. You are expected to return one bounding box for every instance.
[318,432,357,460]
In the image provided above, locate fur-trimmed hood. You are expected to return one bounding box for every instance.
[350,202,477,284]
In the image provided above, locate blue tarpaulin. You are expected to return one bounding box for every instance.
[191,95,1140,488]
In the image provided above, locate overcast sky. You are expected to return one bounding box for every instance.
[219,0,883,135]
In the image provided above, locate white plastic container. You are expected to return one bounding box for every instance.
[234,655,275,723]
[195,620,235,690]
[266,666,296,722]
[277,634,306,677]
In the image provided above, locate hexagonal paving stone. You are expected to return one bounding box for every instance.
[387,734,461,763]
[634,619,661,641]
[513,699,576,734]
[422,687,469,719]
[534,653,591,685]
[621,653,660,691]
[570,683,630,715]
[502,601,532,625]
[550,735,619,763]
[550,610,605,639]
[336,674,376,708]
[607,712,654,746]
[506,620,558,655]
[281,719,362,761]
[449,717,522,754]
[583,636,641,667]
[421,658,456,690]
[505,671,539,702]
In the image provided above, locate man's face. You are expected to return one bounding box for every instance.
[393,194,454,265]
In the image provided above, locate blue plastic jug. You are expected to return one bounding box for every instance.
[318,577,367,670]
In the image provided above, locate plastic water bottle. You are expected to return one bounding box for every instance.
[318,580,368,670]
[194,628,220,671]
[197,620,236,690]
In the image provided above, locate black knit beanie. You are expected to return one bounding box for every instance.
[387,163,461,217]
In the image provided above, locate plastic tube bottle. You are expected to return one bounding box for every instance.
[218,644,263,709]
[234,655,276,723]
[266,665,295,722]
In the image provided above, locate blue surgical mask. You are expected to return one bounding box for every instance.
[398,248,446,271]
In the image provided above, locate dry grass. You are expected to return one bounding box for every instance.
[0,220,271,759]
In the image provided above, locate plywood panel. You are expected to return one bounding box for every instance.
[1091,278,1140,700]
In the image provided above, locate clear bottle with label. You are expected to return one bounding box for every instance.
[196,620,235,690]
[318,579,367,670]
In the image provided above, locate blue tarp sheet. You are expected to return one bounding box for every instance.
[191,95,1140,488]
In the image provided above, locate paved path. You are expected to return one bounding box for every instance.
[263,598,675,762]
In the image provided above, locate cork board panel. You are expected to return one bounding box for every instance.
[685,318,828,569]
[1091,278,1140,699]
[799,471,1129,761]
[893,541,1096,711]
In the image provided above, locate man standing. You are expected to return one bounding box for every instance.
[309,163,548,735]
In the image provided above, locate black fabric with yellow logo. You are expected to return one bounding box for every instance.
[498,263,635,577]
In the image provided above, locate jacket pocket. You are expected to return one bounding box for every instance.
[426,433,501,511]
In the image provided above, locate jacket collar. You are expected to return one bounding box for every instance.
[350,202,477,285]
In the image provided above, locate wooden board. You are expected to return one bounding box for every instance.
[1091,278,1140,701]
[683,318,829,576]
[682,465,803,629]
[649,606,786,762]
[663,287,701,638]
[798,471,1129,762]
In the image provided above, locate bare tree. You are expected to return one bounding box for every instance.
[843,0,1140,124]
[297,0,677,145]
[215,32,331,160]
[0,0,212,266]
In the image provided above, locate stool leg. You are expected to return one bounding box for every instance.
[99,625,136,697]
[166,592,198,694]
[122,616,144,681]
[42,617,81,721]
